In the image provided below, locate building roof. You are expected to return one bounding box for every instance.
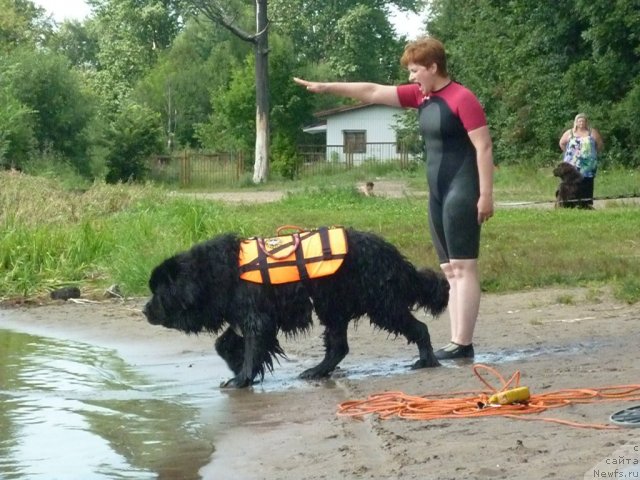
[314,103,375,118]
[302,122,327,134]
[303,102,403,134]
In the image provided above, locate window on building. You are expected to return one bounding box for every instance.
[343,131,366,154]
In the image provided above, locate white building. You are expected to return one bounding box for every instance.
[303,103,407,164]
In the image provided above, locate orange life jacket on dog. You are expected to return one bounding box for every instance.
[238,226,348,285]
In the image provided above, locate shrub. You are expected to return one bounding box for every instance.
[270,133,301,180]
[103,103,163,183]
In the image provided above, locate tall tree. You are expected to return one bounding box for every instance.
[48,19,100,69]
[270,0,421,66]
[86,0,182,111]
[186,0,271,183]
[0,79,35,168]
[196,34,314,155]
[328,5,404,83]
[270,0,414,115]
[132,21,246,148]
[427,0,640,168]
[8,47,95,173]
[0,0,53,51]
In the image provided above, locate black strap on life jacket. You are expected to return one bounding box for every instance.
[255,240,270,285]
[319,226,331,259]
[294,239,310,282]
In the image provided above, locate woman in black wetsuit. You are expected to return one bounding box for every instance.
[294,36,494,360]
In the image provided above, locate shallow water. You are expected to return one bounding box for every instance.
[0,319,338,480]
[0,312,609,479]
[0,328,221,480]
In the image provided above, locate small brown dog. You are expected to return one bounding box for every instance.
[553,162,587,208]
[358,181,375,197]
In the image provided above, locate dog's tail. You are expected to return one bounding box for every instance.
[413,268,450,316]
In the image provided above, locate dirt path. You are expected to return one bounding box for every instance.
[172,180,640,210]
[170,180,419,203]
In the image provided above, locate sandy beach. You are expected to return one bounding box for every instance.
[1,285,639,479]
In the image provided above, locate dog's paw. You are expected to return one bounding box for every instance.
[219,376,253,388]
[411,357,441,369]
[299,367,332,380]
[219,377,237,388]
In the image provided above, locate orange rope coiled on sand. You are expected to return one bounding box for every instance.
[336,364,640,429]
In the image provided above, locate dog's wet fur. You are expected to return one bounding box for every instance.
[143,228,449,388]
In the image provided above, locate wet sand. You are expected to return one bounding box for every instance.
[1,286,639,479]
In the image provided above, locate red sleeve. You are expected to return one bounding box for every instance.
[455,89,487,132]
[396,83,423,109]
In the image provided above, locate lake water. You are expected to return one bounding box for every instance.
[0,326,224,480]
[0,306,335,480]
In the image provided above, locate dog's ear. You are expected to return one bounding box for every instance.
[149,256,181,292]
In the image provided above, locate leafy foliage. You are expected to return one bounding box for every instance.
[328,5,405,83]
[5,48,95,173]
[195,34,315,153]
[392,110,423,157]
[0,77,35,168]
[270,133,301,180]
[86,0,183,111]
[132,21,247,148]
[103,103,164,183]
[427,0,640,168]
[270,0,419,67]
[3,0,640,181]
[0,0,53,50]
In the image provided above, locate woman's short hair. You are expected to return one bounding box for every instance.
[400,37,448,76]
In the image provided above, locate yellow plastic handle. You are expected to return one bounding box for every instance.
[488,387,531,405]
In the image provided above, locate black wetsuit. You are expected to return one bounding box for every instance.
[397,82,487,263]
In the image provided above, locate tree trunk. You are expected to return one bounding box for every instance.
[253,0,269,184]
[189,0,271,183]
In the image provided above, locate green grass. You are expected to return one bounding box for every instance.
[491,163,640,203]
[1,166,639,303]
[199,161,639,205]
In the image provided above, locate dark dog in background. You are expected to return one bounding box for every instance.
[553,162,588,208]
[143,228,449,388]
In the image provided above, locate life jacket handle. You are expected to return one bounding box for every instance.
[257,233,301,260]
[276,225,306,236]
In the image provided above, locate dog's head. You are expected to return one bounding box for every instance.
[553,162,582,182]
[143,236,239,334]
[143,254,208,333]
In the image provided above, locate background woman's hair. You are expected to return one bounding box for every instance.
[573,113,589,131]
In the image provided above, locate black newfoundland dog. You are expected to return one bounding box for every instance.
[143,228,449,388]
[553,162,586,208]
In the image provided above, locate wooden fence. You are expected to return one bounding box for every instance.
[298,143,422,172]
[149,151,247,188]
[149,144,423,188]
